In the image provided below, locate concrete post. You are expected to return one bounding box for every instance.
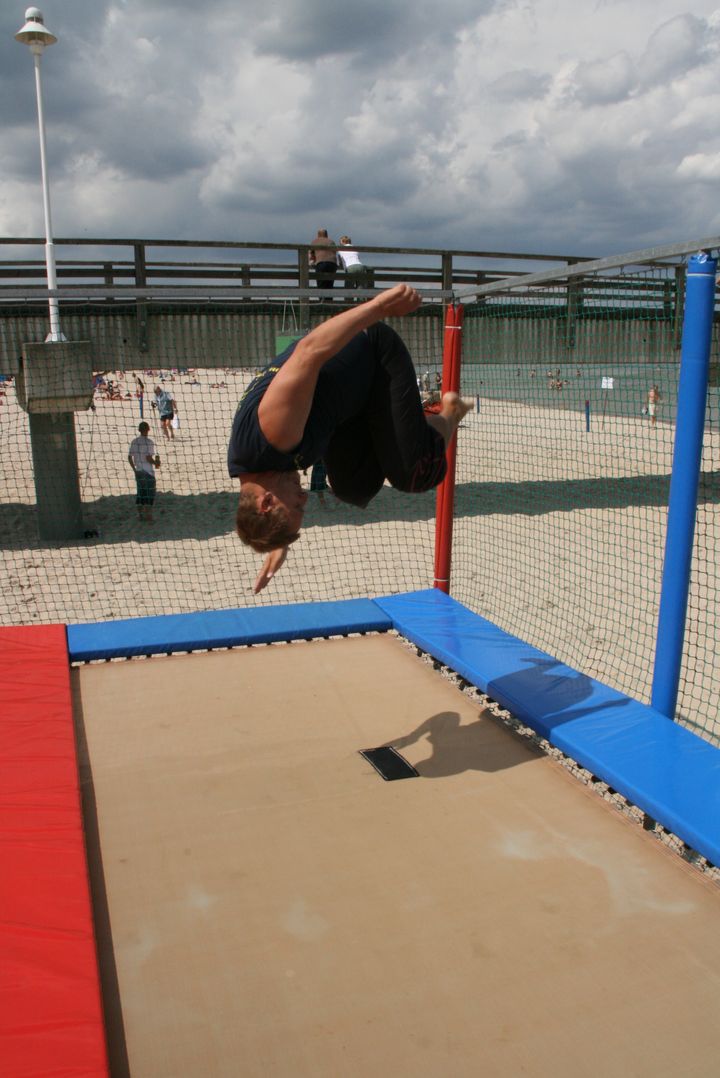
[28,411,84,539]
[17,340,94,541]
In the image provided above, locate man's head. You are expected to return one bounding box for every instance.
[154,386,162,395]
[340,236,351,245]
[235,471,308,553]
[138,421,150,435]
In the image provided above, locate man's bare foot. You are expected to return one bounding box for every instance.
[441,392,474,423]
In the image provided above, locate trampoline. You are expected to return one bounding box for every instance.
[4,590,720,1077]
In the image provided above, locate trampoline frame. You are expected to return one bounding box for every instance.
[3,588,720,1077]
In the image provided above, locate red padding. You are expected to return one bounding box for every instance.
[0,625,109,1078]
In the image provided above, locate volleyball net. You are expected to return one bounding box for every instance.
[0,239,718,746]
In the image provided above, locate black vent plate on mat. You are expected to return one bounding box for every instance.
[359,746,420,781]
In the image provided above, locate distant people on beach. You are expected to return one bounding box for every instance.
[647,384,661,426]
[308,229,339,296]
[337,237,370,291]
[128,421,160,523]
[153,385,177,440]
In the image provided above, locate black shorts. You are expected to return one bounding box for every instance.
[324,332,446,508]
[135,470,156,505]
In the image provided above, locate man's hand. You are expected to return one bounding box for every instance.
[253,546,288,594]
[373,284,422,318]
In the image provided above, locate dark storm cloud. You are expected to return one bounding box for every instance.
[3,1,720,258]
[252,0,489,64]
[488,70,551,103]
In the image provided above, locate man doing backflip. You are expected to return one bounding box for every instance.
[228,284,472,593]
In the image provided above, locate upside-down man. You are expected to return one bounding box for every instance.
[228,284,472,593]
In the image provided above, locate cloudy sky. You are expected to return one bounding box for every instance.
[3,0,720,262]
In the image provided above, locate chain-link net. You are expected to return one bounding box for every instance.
[449,261,720,745]
[2,261,719,748]
[0,296,445,624]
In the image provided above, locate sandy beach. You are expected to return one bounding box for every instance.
[1,368,718,743]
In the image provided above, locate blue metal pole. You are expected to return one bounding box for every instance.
[651,253,716,718]
[585,399,590,432]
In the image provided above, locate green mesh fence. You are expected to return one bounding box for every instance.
[0,297,444,624]
[450,261,720,746]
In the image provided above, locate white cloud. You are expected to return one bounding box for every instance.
[677,151,720,181]
[637,13,710,88]
[569,52,635,105]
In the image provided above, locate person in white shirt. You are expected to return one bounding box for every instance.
[128,422,161,522]
[337,236,370,291]
[152,385,178,440]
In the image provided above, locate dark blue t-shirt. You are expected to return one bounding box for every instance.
[227,323,399,477]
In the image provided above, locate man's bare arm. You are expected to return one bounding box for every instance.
[258,284,422,452]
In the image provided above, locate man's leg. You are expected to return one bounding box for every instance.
[324,414,384,508]
[136,471,154,522]
[135,471,144,520]
[144,475,156,522]
[366,329,472,494]
[365,330,446,493]
[315,263,336,293]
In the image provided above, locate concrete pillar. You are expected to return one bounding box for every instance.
[28,411,84,540]
[17,340,93,541]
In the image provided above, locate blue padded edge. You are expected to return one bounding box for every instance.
[376,589,720,867]
[67,599,392,662]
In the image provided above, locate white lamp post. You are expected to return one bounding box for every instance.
[15,7,65,342]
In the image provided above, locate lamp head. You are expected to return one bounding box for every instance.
[15,8,57,50]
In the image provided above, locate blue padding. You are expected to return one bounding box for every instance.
[376,589,720,866]
[67,599,392,662]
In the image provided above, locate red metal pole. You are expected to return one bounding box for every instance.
[433,303,463,592]
[433,309,452,589]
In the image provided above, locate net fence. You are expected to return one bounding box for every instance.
[449,256,720,745]
[0,296,444,624]
[1,251,719,748]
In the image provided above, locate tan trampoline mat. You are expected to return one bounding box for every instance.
[72,633,720,1078]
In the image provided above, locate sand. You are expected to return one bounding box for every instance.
[1,368,719,743]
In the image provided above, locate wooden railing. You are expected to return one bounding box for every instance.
[0,237,597,294]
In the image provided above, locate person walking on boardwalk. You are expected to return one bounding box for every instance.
[228,284,473,593]
[128,421,161,523]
